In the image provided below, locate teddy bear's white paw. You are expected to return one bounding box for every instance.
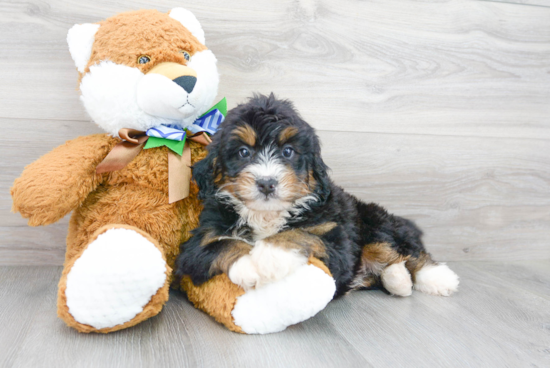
[414,263,459,296]
[232,264,336,334]
[249,240,308,287]
[65,228,167,329]
[381,261,413,297]
[228,255,260,290]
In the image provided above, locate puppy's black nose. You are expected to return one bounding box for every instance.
[173,75,197,93]
[256,178,278,196]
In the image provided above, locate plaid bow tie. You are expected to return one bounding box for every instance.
[144,98,227,155]
[96,98,227,203]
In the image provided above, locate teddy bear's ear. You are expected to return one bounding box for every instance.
[169,8,206,45]
[67,23,100,73]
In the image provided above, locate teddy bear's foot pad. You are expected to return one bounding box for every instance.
[231,264,336,334]
[65,228,167,329]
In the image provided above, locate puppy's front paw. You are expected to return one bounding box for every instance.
[228,255,260,290]
[250,240,308,287]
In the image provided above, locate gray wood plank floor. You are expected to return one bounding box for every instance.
[0,261,548,368]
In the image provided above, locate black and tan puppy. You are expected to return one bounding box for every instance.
[176,93,458,302]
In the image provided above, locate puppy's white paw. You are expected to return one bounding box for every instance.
[381,261,413,297]
[250,240,308,287]
[228,255,260,290]
[414,263,459,296]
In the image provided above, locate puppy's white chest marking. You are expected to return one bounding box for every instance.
[244,209,288,241]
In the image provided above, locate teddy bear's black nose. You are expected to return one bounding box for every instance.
[173,76,197,93]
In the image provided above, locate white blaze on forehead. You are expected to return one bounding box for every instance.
[245,146,286,181]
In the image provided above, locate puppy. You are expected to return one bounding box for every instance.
[176,94,459,297]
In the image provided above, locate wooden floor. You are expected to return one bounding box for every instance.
[0,261,548,368]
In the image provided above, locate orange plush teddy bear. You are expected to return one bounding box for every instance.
[12,8,336,335]
[11,8,227,333]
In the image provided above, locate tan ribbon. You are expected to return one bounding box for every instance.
[96,128,210,203]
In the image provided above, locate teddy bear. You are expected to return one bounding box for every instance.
[12,7,336,335]
[11,8,225,333]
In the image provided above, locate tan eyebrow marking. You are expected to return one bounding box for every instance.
[278,126,299,145]
[232,124,256,146]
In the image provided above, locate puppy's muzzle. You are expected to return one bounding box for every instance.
[147,62,197,93]
[256,178,278,196]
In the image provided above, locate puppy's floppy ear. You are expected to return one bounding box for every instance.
[310,134,331,205]
[192,142,220,199]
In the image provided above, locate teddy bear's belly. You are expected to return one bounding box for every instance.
[107,147,171,194]
[65,145,204,270]
[66,183,199,272]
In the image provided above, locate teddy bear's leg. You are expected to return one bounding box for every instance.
[57,224,170,333]
[182,257,335,334]
[180,273,246,333]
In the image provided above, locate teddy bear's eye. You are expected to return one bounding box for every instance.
[138,55,151,64]
[180,50,190,61]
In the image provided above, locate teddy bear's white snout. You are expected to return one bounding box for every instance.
[79,51,219,137]
[136,73,193,120]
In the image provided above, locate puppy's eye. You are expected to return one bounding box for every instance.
[138,55,151,64]
[180,50,190,61]
[239,147,251,158]
[282,147,294,158]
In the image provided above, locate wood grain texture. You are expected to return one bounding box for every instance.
[1,262,549,367]
[0,0,549,138]
[1,0,549,264]
[322,131,550,261]
[480,0,550,7]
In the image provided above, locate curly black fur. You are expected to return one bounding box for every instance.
[176,93,433,296]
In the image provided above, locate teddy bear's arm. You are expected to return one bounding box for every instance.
[11,134,117,226]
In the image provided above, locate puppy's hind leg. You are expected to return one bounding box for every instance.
[379,212,459,296]
[353,243,413,297]
[380,261,413,297]
[354,202,459,296]
[406,253,459,297]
